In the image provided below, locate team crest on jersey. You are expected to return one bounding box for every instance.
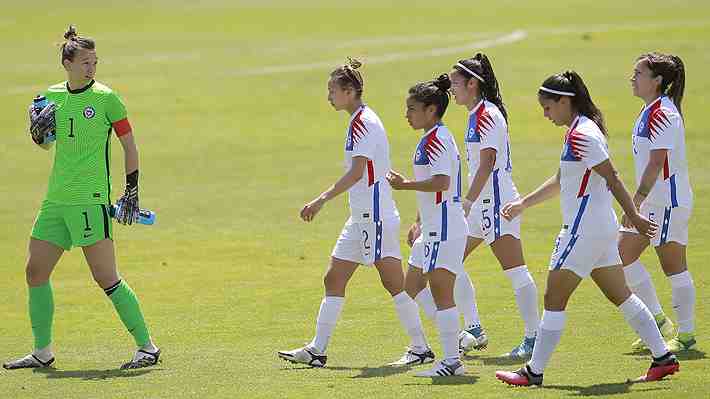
[83,106,96,119]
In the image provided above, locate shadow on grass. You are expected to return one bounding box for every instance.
[279,364,413,378]
[404,374,479,386]
[544,380,671,397]
[623,348,706,362]
[478,355,526,366]
[33,367,159,381]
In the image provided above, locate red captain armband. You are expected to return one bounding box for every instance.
[112,118,133,137]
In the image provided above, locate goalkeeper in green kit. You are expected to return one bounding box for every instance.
[3,25,160,370]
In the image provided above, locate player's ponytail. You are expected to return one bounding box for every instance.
[330,57,364,98]
[60,25,95,65]
[638,52,685,115]
[538,70,607,136]
[453,53,508,122]
[409,74,451,118]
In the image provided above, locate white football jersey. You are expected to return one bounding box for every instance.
[344,105,398,222]
[413,123,467,242]
[559,116,618,237]
[632,96,692,209]
[464,99,520,208]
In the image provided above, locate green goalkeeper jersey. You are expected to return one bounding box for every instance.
[43,80,128,205]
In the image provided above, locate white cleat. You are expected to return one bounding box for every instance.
[277,345,327,367]
[459,325,488,353]
[120,348,161,370]
[3,353,54,370]
[388,347,435,366]
[414,360,465,377]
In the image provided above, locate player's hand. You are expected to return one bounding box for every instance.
[300,197,325,222]
[407,222,421,247]
[621,213,634,229]
[501,199,525,221]
[629,212,658,239]
[116,185,139,225]
[386,170,407,190]
[29,102,56,145]
[463,199,473,217]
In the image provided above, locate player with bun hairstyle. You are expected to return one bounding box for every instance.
[278,58,431,368]
[495,70,678,386]
[3,25,160,370]
[388,74,468,377]
[446,53,540,358]
[621,52,695,353]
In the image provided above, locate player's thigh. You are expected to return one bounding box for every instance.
[66,204,112,249]
[26,238,65,286]
[463,235,484,261]
[31,200,72,253]
[374,256,404,296]
[590,264,631,306]
[82,238,119,289]
[404,264,427,298]
[618,231,649,266]
[324,256,359,296]
[655,242,688,276]
[543,269,582,311]
[490,234,525,270]
[428,268,456,310]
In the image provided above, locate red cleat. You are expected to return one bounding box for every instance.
[495,365,543,386]
[629,352,679,383]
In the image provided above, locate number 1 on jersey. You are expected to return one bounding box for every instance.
[68,117,75,138]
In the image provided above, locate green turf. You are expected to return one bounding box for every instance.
[1,1,708,397]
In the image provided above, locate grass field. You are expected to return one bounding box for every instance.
[1,1,709,397]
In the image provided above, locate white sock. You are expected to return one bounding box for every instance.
[141,341,158,353]
[528,310,566,375]
[414,287,437,320]
[309,296,345,353]
[505,265,540,337]
[435,307,460,362]
[393,292,428,349]
[624,260,663,316]
[670,271,695,334]
[32,345,53,363]
[455,271,481,328]
[619,294,668,358]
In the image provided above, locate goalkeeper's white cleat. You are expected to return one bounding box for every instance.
[3,353,55,370]
[120,348,161,370]
[278,345,327,367]
[388,346,435,366]
[414,359,465,377]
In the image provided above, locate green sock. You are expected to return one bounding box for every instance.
[107,280,151,347]
[29,282,54,350]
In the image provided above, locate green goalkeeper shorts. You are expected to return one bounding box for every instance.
[31,200,113,250]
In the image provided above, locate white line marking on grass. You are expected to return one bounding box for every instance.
[234,30,527,76]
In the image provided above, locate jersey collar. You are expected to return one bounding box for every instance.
[468,99,484,115]
[66,79,95,94]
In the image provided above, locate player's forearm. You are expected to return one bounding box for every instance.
[119,133,139,175]
[635,159,663,201]
[320,169,361,202]
[606,174,640,219]
[521,171,560,210]
[400,176,450,192]
[465,165,492,203]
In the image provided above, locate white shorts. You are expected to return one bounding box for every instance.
[408,236,466,275]
[548,229,622,279]
[331,217,401,265]
[467,203,521,245]
[620,203,690,247]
